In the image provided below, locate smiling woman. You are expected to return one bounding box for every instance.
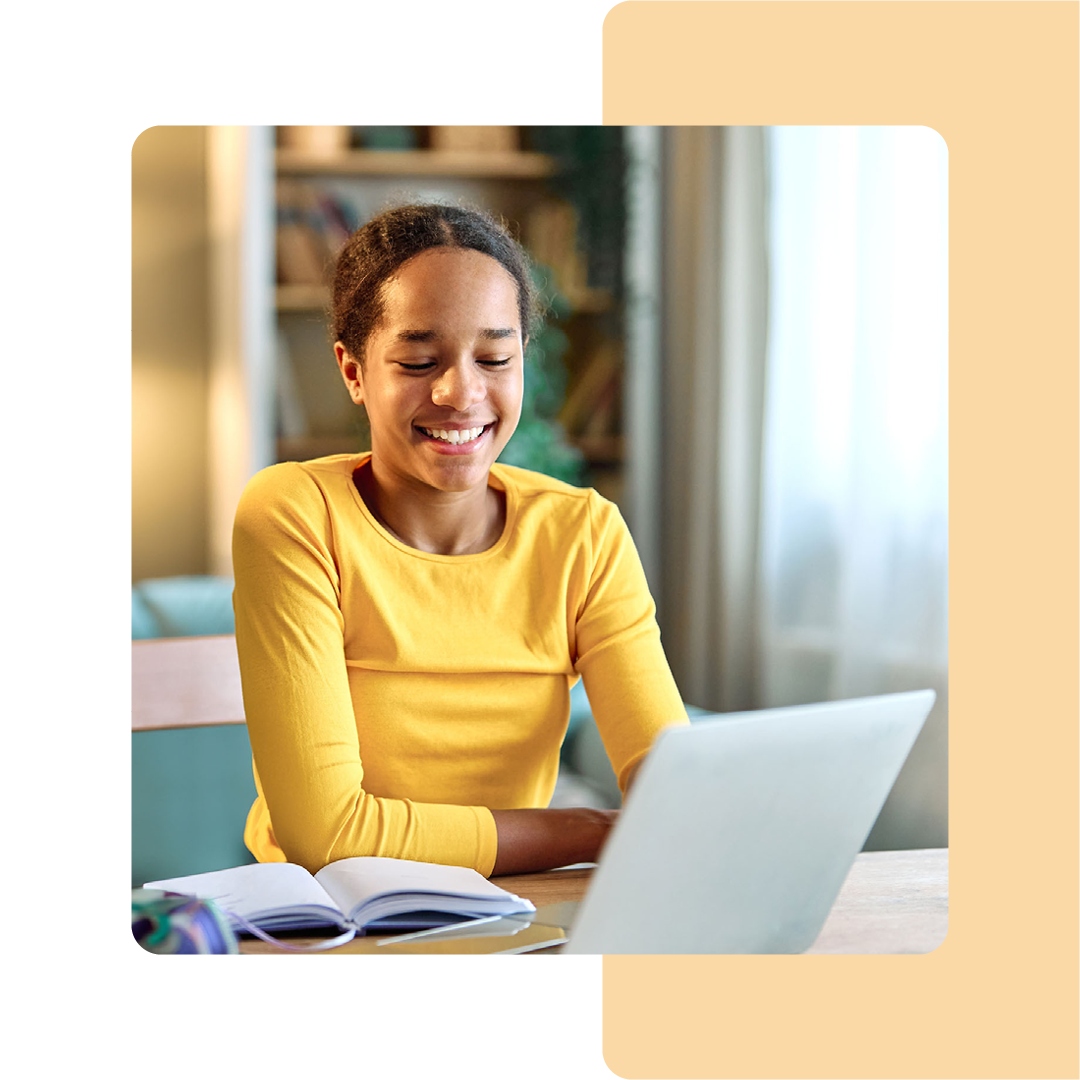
[335,247,524,556]
[232,204,688,878]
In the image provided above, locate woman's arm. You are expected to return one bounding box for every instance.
[490,807,618,875]
[574,495,689,793]
[488,751,651,875]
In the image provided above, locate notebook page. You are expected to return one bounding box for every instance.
[144,863,345,925]
[314,856,534,921]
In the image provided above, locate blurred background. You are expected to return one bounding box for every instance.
[132,125,947,881]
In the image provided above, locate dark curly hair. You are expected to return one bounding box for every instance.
[331,203,539,364]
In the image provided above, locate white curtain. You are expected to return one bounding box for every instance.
[658,126,948,848]
[760,127,948,710]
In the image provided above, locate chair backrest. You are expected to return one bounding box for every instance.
[131,634,255,885]
[132,634,245,731]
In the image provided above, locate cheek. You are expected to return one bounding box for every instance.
[496,387,524,439]
[368,382,409,416]
[504,372,525,416]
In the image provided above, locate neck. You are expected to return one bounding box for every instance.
[355,457,504,556]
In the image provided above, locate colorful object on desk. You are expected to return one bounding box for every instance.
[132,888,239,955]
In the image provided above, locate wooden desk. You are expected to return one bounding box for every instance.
[237,848,946,955]
[805,847,948,954]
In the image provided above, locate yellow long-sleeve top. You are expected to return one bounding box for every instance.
[233,453,688,877]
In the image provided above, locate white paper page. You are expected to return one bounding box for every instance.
[145,863,345,925]
[313,857,534,918]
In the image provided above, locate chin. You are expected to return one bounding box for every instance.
[425,458,494,490]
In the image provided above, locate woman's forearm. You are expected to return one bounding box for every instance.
[489,807,619,876]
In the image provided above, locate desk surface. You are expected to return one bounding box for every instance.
[237,847,947,955]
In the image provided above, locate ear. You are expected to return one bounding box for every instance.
[335,342,365,405]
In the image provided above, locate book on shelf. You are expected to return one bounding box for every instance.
[144,856,536,947]
[559,340,622,436]
[525,198,591,302]
[276,184,329,285]
[275,180,359,285]
[580,372,622,438]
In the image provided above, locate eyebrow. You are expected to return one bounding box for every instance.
[394,327,518,343]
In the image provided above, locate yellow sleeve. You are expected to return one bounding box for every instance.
[574,493,689,792]
[232,465,498,875]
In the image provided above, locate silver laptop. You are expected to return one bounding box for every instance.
[560,689,935,954]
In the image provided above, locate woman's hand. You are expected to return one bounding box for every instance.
[488,754,651,875]
[489,807,619,876]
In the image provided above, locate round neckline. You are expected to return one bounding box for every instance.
[345,452,516,562]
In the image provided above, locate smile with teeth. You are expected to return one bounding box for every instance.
[419,424,490,445]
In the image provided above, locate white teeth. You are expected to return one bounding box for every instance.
[423,425,486,444]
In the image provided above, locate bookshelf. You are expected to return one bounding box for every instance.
[272,127,628,504]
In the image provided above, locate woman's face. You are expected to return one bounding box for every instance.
[336,247,525,495]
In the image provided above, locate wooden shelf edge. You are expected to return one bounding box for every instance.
[276,283,613,317]
[276,148,558,179]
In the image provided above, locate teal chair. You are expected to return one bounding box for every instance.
[132,577,256,887]
[132,575,238,641]
[132,632,257,886]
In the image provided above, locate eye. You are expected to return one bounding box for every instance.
[479,357,512,368]
[398,362,435,372]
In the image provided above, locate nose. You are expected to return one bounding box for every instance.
[430,361,485,411]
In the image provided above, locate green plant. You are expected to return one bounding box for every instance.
[498,265,585,486]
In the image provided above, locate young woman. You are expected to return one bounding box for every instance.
[233,203,687,878]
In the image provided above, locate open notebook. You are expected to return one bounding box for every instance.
[145,855,536,949]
